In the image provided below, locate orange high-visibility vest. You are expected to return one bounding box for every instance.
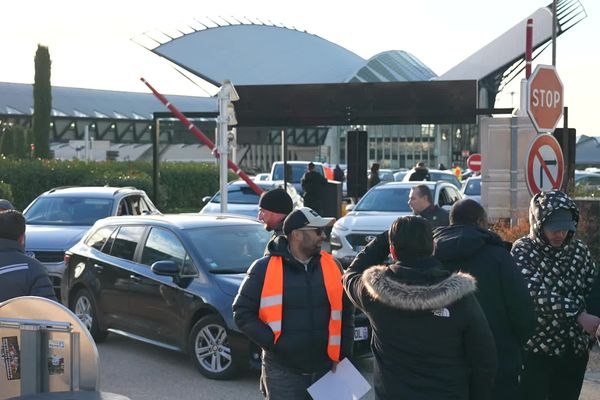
[258,251,343,362]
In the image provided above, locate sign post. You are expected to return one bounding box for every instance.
[526,65,564,133]
[525,134,564,195]
[467,153,482,173]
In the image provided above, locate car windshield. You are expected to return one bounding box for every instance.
[211,186,262,204]
[25,197,114,226]
[185,225,270,273]
[272,164,320,183]
[430,172,460,187]
[354,187,412,212]
[464,179,481,195]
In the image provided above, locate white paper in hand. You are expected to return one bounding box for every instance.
[307,358,371,400]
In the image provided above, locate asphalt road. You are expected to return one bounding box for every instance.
[97,333,600,400]
[97,334,375,400]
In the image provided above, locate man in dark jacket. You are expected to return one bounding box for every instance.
[409,184,449,227]
[512,190,599,400]
[343,215,497,400]
[233,207,354,399]
[0,210,57,302]
[433,199,536,400]
[408,162,431,181]
[300,162,327,215]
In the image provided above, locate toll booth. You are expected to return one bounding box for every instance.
[0,297,115,399]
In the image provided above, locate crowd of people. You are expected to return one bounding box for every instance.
[242,180,599,400]
[2,159,599,400]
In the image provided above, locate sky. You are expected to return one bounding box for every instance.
[2,0,599,136]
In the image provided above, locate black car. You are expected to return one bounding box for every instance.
[62,214,371,380]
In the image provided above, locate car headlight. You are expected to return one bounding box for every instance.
[329,231,343,250]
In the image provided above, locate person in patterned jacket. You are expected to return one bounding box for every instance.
[511,189,600,400]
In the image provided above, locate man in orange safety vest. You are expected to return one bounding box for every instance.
[233,207,355,399]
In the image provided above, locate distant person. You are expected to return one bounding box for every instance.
[333,164,344,182]
[433,199,536,400]
[301,162,327,215]
[452,164,462,182]
[258,188,294,240]
[347,184,449,272]
[0,210,57,302]
[511,190,599,400]
[343,215,497,400]
[233,207,354,399]
[323,163,334,180]
[367,163,380,189]
[408,162,430,181]
[0,199,14,211]
[438,163,447,171]
[408,184,449,228]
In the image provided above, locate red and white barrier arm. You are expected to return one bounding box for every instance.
[141,77,264,196]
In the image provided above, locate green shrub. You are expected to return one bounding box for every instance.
[0,158,235,212]
[0,181,13,202]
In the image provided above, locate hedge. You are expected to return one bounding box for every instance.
[0,158,236,212]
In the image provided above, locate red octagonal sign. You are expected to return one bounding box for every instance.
[527,65,564,133]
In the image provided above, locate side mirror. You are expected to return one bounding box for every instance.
[345,204,355,212]
[202,196,211,203]
[151,260,179,276]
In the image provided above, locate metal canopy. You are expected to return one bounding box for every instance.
[233,80,478,127]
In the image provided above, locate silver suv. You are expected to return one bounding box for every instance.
[24,186,159,294]
[330,181,462,266]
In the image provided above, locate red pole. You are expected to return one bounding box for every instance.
[140,77,264,196]
[526,18,533,79]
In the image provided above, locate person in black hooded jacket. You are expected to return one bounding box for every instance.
[343,215,497,400]
[511,190,599,400]
[433,199,536,400]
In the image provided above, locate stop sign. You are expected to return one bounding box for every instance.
[526,64,564,133]
[467,153,482,172]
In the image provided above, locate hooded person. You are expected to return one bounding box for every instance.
[511,190,599,400]
[343,215,497,400]
[433,199,536,399]
[408,162,431,181]
[0,199,14,211]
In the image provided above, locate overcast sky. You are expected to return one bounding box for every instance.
[2,0,598,136]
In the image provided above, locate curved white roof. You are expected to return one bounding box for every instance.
[152,24,435,85]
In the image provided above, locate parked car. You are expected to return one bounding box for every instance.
[330,181,463,266]
[253,173,271,181]
[269,161,325,196]
[393,169,409,181]
[461,176,482,203]
[200,180,303,218]
[61,214,371,379]
[369,169,396,184]
[24,186,159,295]
[575,171,600,191]
[402,168,462,189]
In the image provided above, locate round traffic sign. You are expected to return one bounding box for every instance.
[526,65,564,133]
[467,153,482,172]
[525,134,564,195]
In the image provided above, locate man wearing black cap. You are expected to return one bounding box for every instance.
[233,207,354,399]
[511,190,599,400]
[258,188,294,239]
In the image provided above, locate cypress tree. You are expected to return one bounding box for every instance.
[32,44,52,158]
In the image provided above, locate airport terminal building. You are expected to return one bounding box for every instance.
[0,0,585,172]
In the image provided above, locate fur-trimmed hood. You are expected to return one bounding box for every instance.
[362,264,477,311]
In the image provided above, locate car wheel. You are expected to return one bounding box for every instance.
[72,288,108,342]
[189,315,238,380]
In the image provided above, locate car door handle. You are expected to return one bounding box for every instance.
[93,264,104,272]
[129,274,142,283]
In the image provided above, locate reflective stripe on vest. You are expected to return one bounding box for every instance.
[258,251,343,362]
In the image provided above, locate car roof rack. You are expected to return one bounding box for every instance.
[112,186,138,195]
[47,186,76,193]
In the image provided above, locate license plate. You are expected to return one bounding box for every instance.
[354,326,369,341]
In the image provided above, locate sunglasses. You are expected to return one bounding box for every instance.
[298,227,325,236]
